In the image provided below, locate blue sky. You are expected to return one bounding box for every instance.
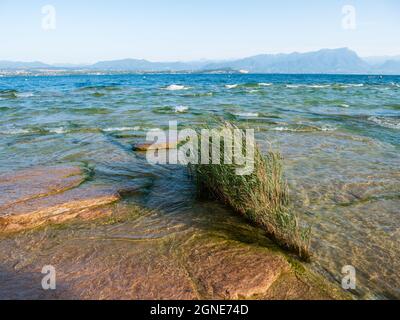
[0,0,399,63]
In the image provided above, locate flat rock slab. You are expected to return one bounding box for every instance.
[0,165,119,233]
[0,204,349,300]
[0,165,84,209]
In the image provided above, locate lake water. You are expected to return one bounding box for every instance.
[0,74,399,299]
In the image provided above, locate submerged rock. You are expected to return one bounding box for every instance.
[132,141,178,151]
[0,165,119,234]
[0,165,84,209]
[0,203,350,300]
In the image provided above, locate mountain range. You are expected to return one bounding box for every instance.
[1,48,400,75]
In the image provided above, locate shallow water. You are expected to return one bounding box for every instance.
[0,74,399,299]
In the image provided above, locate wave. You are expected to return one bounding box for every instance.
[16,92,34,98]
[48,127,67,134]
[0,128,32,135]
[71,107,112,115]
[174,105,189,113]
[165,84,189,91]
[102,126,141,132]
[226,83,271,90]
[286,83,365,89]
[338,84,364,88]
[76,85,122,92]
[339,104,350,108]
[0,89,18,99]
[368,116,400,130]
[231,112,259,117]
[271,124,337,132]
[182,92,213,97]
[286,84,331,89]
[225,84,238,89]
[152,105,189,114]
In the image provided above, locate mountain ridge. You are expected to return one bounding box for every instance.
[1,48,399,75]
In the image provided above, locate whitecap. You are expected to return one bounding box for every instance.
[103,126,141,132]
[307,85,330,88]
[16,92,34,98]
[271,125,336,132]
[0,128,31,135]
[174,105,189,113]
[368,117,400,130]
[340,84,364,88]
[286,84,330,89]
[165,84,188,91]
[258,83,272,86]
[225,84,239,89]
[49,128,67,134]
[339,104,350,108]
[232,112,259,117]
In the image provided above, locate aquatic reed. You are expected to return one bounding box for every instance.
[190,121,311,261]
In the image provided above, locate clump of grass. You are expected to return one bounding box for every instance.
[189,121,311,261]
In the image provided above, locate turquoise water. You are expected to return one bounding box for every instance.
[1,74,400,299]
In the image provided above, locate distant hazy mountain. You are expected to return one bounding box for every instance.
[0,61,52,69]
[203,48,370,74]
[363,55,400,66]
[376,60,400,75]
[87,48,373,74]
[1,48,400,74]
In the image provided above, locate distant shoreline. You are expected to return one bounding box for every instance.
[1,71,400,77]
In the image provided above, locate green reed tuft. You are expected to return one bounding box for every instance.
[189,121,311,261]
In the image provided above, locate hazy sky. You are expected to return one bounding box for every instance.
[0,0,399,63]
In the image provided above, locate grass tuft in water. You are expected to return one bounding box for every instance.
[189,121,311,261]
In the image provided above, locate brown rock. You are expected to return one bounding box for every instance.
[0,165,119,234]
[180,236,290,299]
[132,140,178,151]
[0,165,84,209]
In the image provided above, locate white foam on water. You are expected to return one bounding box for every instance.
[286,84,330,89]
[103,126,141,132]
[339,104,350,108]
[0,128,31,135]
[271,125,336,132]
[49,128,67,134]
[232,112,259,117]
[258,83,272,86]
[225,84,238,89]
[165,84,189,91]
[174,105,189,113]
[308,85,331,88]
[368,116,400,130]
[16,92,34,98]
[340,84,364,88]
